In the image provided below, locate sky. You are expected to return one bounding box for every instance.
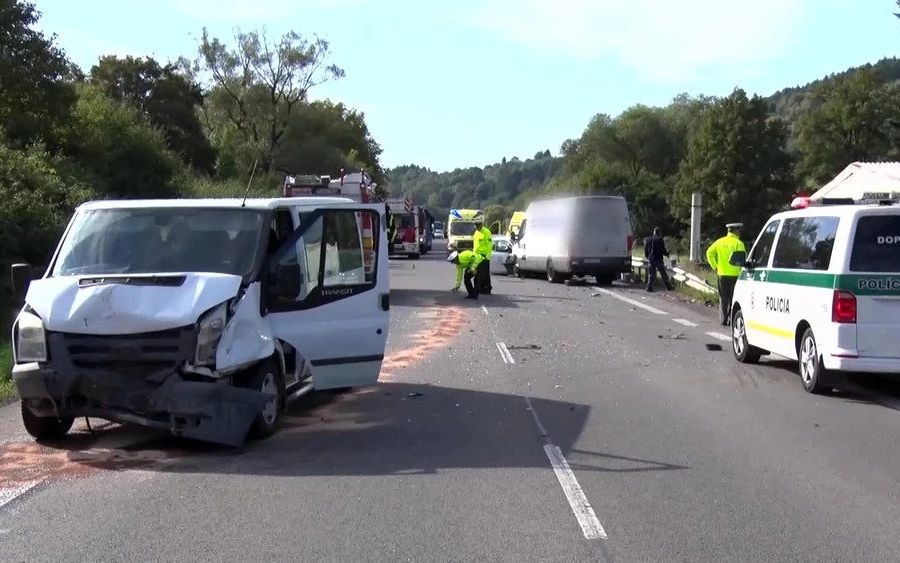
[29,0,900,172]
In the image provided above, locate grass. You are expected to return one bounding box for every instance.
[0,342,14,402]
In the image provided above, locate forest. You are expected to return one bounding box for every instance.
[389,53,900,249]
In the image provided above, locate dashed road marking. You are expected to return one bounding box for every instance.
[524,395,608,541]
[481,305,489,316]
[592,287,667,315]
[672,318,698,327]
[496,342,515,364]
[706,331,731,342]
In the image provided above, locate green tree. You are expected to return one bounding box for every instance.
[673,88,795,238]
[795,68,900,185]
[0,1,77,147]
[60,83,184,198]
[189,27,345,173]
[89,55,217,174]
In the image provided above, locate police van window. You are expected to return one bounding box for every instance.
[771,216,839,271]
[849,214,900,273]
[747,219,780,266]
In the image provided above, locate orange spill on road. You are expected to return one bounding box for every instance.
[379,306,468,379]
[0,440,174,489]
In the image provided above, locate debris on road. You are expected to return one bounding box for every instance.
[705,343,723,351]
[406,392,424,399]
[658,333,687,340]
[508,344,542,350]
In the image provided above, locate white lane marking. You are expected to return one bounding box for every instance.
[481,304,489,315]
[496,342,515,364]
[525,396,548,437]
[543,444,609,540]
[672,318,698,327]
[0,481,41,510]
[592,287,667,315]
[706,331,731,342]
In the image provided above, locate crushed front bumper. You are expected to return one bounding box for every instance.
[13,329,271,447]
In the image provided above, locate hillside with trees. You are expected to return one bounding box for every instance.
[389,55,900,245]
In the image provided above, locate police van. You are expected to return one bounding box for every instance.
[728,194,900,393]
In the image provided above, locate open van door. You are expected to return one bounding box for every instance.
[263,203,390,390]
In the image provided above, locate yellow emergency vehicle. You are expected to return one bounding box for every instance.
[507,211,526,239]
[447,209,483,253]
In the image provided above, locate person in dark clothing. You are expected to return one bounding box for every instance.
[644,227,673,292]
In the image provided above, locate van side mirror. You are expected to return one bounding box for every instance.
[273,263,302,298]
[729,251,748,268]
[509,232,518,243]
[11,263,32,302]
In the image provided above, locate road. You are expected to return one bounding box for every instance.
[2,240,900,561]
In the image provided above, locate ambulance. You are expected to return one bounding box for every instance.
[507,211,526,239]
[729,193,900,394]
[446,209,483,253]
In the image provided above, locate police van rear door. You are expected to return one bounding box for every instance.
[846,208,900,359]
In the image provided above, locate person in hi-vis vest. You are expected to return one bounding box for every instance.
[705,222,747,326]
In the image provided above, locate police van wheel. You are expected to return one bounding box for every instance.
[731,309,761,364]
[798,328,831,394]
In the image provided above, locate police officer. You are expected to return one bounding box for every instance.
[447,249,483,299]
[706,222,747,326]
[472,217,493,294]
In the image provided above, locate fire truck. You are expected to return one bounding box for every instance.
[383,197,430,259]
[281,169,382,277]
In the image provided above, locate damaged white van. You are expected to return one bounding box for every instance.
[9,197,390,447]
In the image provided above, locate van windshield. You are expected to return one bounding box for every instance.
[51,208,267,280]
[450,222,477,236]
[849,214,900,273]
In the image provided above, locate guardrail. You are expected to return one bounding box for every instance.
[630,257,718,295]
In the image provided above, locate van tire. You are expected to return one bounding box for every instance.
[798,328,831,394]
[241,358,285,440]
[21,402,74,442]
[595,274,615,286]
[731,309,762,364]
[514,263,526,278]
[546,259,563,283]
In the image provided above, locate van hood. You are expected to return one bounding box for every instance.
[25,273,244,335]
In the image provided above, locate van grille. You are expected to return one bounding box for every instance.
[58,327,195,377]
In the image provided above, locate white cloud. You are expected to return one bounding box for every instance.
[463,0,807,83]
[171,0,367,23]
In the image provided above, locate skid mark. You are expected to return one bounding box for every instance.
[380,306,468,379]
[0,440,177,489]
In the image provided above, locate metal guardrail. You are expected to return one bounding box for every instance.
[630,257,718,295]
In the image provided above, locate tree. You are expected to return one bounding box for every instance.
[673,88,795,238]
[795,68,900,185]
[189,27,345,173]
[89,55,217,174]
[60,83,184,198]
[0,1,77,147]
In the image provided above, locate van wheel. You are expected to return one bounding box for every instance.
[731,309,761,364]
[240,358,285,440]
[798,328,831,394]
[21,402,74,441]
[595,274,615,286]
[546,259,563,283]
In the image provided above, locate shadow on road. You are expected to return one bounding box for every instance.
[8,383,690,480]
[390,288,520,309]
[757,359,900,411]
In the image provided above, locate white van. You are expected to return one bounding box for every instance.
[9,197,390,446]
[729,197,900,393]
[511,195,634,285]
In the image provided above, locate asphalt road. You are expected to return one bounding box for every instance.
[2,240,900,561]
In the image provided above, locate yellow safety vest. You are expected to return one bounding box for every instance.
[473,227,493,258]
[455,250,483,285]
[706,233,746,277]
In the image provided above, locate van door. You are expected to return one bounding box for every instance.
[264,204,390,389]
[737,218,781,353]
[846,212,900,359]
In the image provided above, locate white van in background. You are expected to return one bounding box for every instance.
[510,195,634,285]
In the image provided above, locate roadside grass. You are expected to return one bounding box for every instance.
[631,252,719,304]
[0,342,14,402]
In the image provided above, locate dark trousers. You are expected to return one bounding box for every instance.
[464,269,479,299]
[476,258,491,293]
[646,260,672,290]
[717,275,738,325]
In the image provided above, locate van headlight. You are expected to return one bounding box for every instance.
[195,302,227,367]
[16,312,47,363]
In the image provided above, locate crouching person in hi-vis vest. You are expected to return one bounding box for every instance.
[706,222,746,326]
[447,249,482,300]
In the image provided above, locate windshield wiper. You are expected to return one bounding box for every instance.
[78,275,187,287]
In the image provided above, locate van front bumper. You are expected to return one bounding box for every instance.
[13,361,271,447]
